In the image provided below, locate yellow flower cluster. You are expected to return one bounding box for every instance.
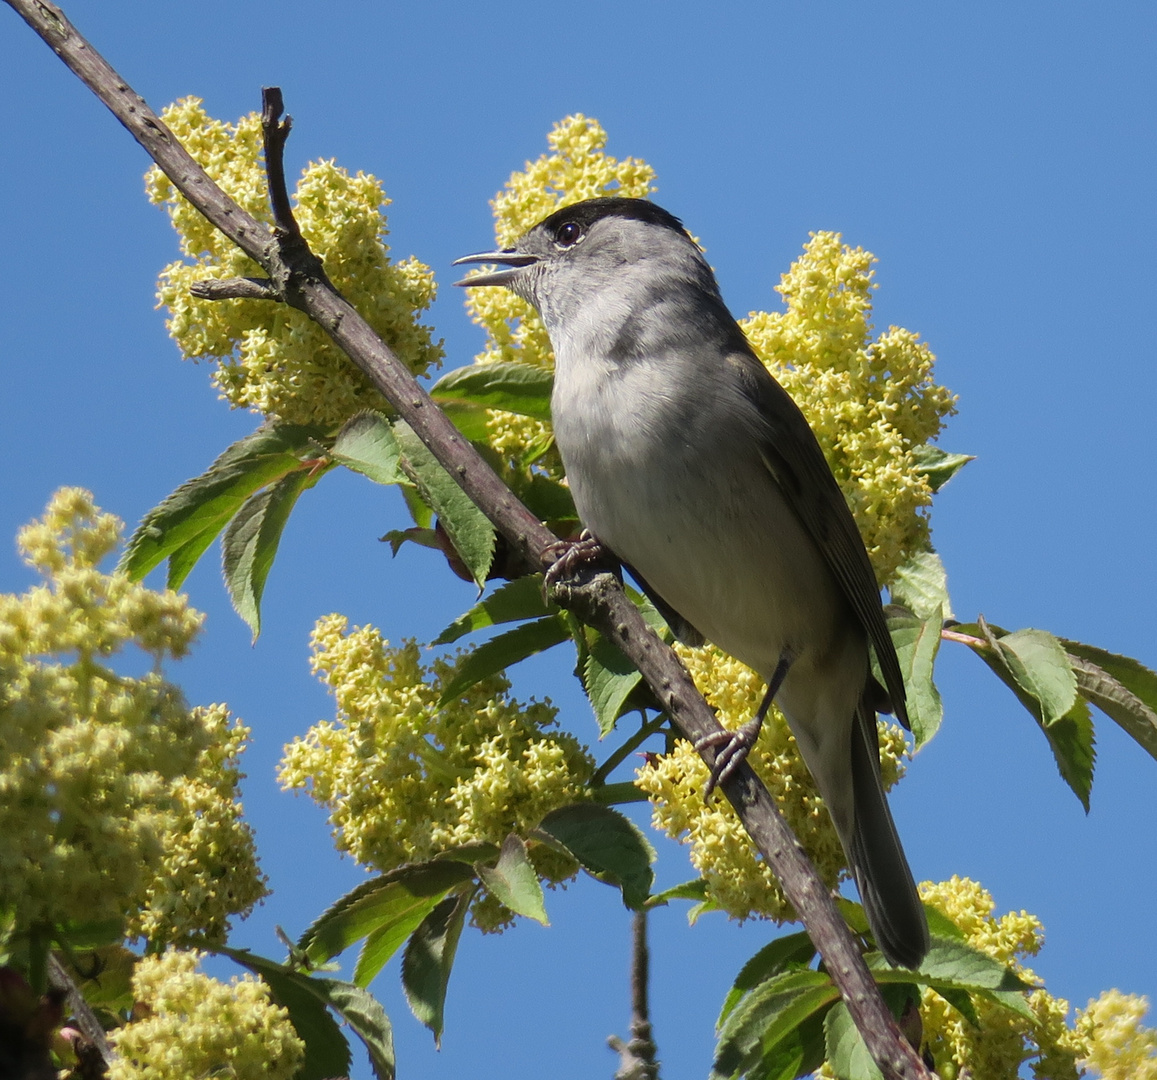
[148,97,442,430]
[464,115,657,468]
[741,234,957,584]
[279,615,595,927]
[1077,990,1157,1079]
[632,645,907,921]
[108,951,304,1080]
[0,490,266,945]
[918,877,1084,1079]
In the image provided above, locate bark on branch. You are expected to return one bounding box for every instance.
[5,2,932,1076]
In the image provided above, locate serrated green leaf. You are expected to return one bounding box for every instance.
[538,803,655,909]
[889,549,953,621]
[119,422,324,585]
[719,933,817,1025]
[476,834,548,924]
[824,1000,884,1080]
[975,987,1036,1021]
[711,969,839,1080]
[648,878,710,907]
[824,983,920,1080]
[584,632,645,736]
[1061,639,1157,763]
[218,948,353,1080]
[401,889,474,1044]
[430,361,554,420]
[297,862,475,970]
[434,576,556,646]
[1039,696,1096,811]
[746,1010,828,1080]
[313,978,395,1080]
[392,421,495,587]
[959,620,1095,807]
[871,935,1033,994]
[886,611,944,747]
[910,443,974,493]
[981,622,1078,726]
[330,411,404,486]
[437,616,570,705]
[164,524,220,591]
[221,468,317,639]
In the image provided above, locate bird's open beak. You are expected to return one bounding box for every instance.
[452,249,539,288]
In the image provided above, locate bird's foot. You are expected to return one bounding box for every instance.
[542,529,613,593]
[695,717,765,798]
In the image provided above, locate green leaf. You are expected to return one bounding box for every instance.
[434,576,556,646]
[711,969,839,1080]
[823,984,919,1080]
[221,468,317,639]
[296,861,475,970]
[330,411,405,486]
[910,443,974,493]
[537,803,655,909]
[958,620,1075,725]
[582,594,671,736]
[584,631,645,736]
[648,878,710,907]
[437,616,570,705]
[1061,639,1157,763]
[401,889,474,1044]
[958,620,1095,807]
[886,610,944,747]
[314,978,396,1080]
[430,361,554,420]
[719,932,817,1025]
[871,935,1033,994]
[119,422,325,585]
[1039,697,1097,811]
[476,834,548,924]
[745,1010,828,1080]
[392,421,495,587]
[823,1000,883,1080]
[888,549,953,620]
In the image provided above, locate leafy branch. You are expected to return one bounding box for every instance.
[6,1,933,1076]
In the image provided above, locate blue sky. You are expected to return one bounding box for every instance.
[2,2,1155,1077]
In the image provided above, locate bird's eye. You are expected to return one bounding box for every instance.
[555,221,583,247]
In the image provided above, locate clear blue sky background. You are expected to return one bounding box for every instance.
[2,2,1155,1077]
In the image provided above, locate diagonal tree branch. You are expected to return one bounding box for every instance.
[5,3,932,1076]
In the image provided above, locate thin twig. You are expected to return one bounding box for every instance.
[609,911,659,1080]
[189,277,278,300]
[4,4,932,1076]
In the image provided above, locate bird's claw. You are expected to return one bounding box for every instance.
[695,720,762,798]
[542,529,609,594]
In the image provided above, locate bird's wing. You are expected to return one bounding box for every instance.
[726,348,910,730]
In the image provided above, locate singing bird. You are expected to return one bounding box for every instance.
[455,197,929,968]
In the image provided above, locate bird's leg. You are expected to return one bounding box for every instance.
[542,529,617,593]
[696,648,795,797]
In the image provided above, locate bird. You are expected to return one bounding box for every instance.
[454,196,929,969]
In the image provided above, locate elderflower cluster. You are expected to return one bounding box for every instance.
[1078,990,1157,1079]
[108,951,304,1080]
[741,233,957,584]
[0,489,266,946]
[148,97,442,430]
[279,615,595,929]
[632,645,907,921]
[463,115,657,469]
[918,877,1084,1079]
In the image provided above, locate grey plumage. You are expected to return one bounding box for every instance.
[455,197,929,969]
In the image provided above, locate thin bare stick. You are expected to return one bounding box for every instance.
[5,4,932,1075]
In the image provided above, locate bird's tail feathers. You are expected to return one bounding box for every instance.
[847,701,929,970]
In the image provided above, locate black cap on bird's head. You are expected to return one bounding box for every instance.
[452,197,690,287]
